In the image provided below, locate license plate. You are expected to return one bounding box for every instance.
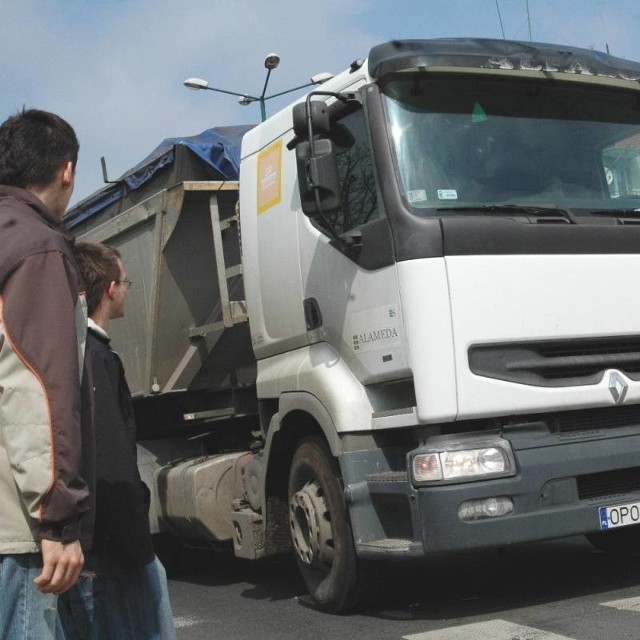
[599,501,640,530]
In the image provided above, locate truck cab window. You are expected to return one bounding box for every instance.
[382,75,640,215]
[322,107,379,236]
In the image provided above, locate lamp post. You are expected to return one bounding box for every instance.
[184,53,333,122]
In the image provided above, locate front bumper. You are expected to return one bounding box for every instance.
[341,427,640,558]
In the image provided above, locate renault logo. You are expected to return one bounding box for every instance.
[608,371,628,405]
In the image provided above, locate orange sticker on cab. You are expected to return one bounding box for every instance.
[257,140,282,214]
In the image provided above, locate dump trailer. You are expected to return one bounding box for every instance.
[68,38,640,613]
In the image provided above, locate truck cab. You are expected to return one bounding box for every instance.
[238,39,640,611]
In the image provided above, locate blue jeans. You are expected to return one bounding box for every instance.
[58,553,176,640]
[0,553,65,640]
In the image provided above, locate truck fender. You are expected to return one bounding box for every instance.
[250,392,343,556]
[274,391,342,457]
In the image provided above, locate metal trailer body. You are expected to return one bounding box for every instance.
[76,179,255,537]
[67,38,640,613]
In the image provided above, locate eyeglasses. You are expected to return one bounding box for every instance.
[118,278,133,289]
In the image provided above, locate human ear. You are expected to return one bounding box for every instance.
[61,161,74,188]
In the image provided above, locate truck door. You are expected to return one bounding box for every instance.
[296,101,409,386]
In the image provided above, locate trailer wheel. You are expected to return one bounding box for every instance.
[288,437,359,613]
[586,525,640,553]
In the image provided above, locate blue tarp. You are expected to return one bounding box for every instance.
[66,125,252,229]
[123,125,251,189]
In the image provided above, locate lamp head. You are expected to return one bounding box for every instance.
[238,96,253,106]
[264,53,280,70]
[184,77,209,90]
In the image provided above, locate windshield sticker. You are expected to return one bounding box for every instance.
[437,189,458,200]
[472,100,488,123]
[351,304,401,353]
[407,189,428,204]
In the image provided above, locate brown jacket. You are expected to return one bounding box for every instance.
[0,186,89,552]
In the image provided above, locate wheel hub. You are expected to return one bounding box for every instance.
[289,480,334,567]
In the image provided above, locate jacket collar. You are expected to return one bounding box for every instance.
[0,185,73,241]
[88,318,110,343]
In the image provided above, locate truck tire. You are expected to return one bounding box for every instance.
[288,437,360,613]
[586,525,640,553]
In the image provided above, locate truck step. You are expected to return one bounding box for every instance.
[366,471,407,483]
[358,538,414,552]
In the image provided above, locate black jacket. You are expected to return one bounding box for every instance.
[81,327,154,568]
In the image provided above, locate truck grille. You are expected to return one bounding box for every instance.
[469,335,640,387]
[547,404,640,434]
[577,467,640,500]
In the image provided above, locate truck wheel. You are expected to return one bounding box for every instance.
[288,437,359,613]
[586,525,640,553]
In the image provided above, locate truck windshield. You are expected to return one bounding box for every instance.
[382,75,640,214]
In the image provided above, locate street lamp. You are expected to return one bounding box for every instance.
[183,53,333,122]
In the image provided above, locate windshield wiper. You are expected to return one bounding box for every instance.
[436,204,575,222]
[590,208,640,216]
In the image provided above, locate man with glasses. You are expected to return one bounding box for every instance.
[59,242,176,640]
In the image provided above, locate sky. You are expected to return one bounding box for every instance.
[2,0,639,206]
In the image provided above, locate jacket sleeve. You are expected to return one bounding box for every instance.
[1,250,89,543]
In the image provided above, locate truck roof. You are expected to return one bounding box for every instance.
[368,38,640,81]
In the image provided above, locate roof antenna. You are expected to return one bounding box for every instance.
[100,156,119,184]
[495,0,506,39]
[526,0,532,41]
[606,42,610,54]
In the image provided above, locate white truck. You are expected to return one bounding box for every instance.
[67,38,640,613]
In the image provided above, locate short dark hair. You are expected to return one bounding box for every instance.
[0,108,79,189]
[74,242,121,316]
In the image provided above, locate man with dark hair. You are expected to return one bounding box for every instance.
[0,108,88,638]
[59,242,176,640]
[0,108,79,190]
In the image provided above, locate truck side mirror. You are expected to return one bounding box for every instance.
[293,102,330,138]
[296,138,341,217]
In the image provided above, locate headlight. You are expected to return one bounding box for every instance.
[410,437,515,485]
